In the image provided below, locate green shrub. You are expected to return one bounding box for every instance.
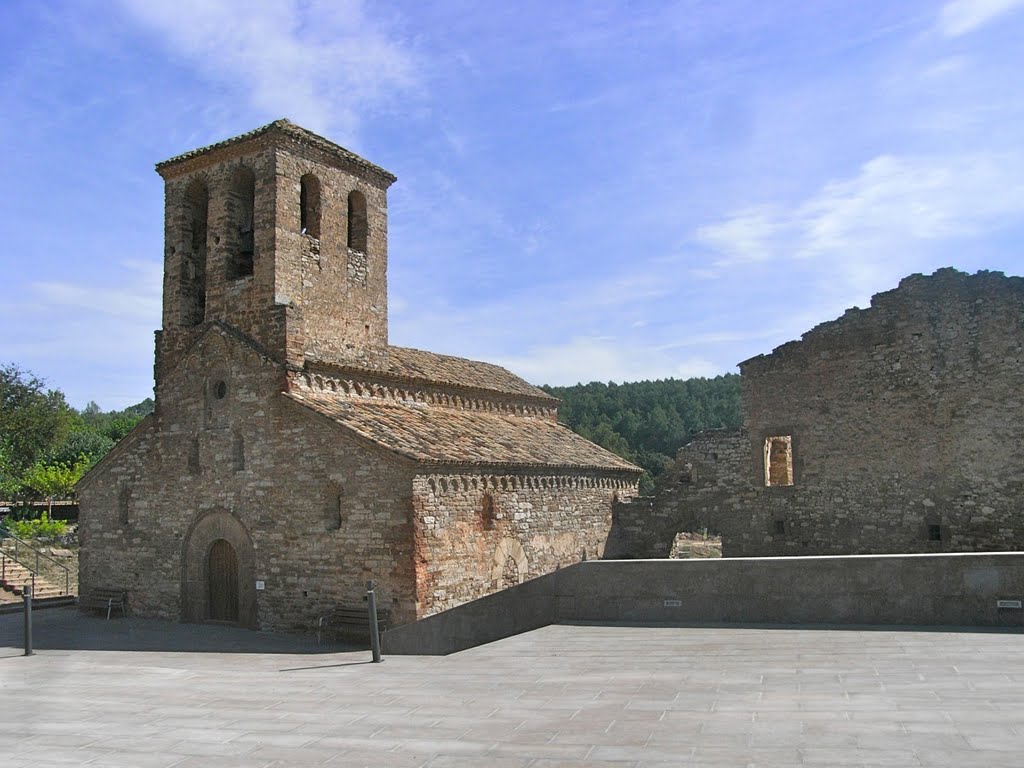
[5,512,67,540]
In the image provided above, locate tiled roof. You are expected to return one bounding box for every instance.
[309,346,559,403]
[155,119,397,183]
[285,391,641,472]
[384,346,556,401]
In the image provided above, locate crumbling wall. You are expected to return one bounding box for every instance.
[609,430,750,558]
[639,269,1024,558]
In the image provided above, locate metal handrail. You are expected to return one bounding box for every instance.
[0,525,70,596]
[1,551,36,597]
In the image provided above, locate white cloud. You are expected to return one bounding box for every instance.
[695,206,784,268]
[938,0,1024,38]
[0,260,162,409]
[114,0,418,140]
[696,151,1024,289]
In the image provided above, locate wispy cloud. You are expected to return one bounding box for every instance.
[0,260,162,408]
[114,0,418,141]
[697,151,1024,287]
[33,261,160,321]
[937,0,1024,38]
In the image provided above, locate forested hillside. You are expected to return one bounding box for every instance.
[542,375,743,492]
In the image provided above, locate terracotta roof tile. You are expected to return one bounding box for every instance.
[286,391,640,473]
[308,345,558,402]
[383,346,555,400]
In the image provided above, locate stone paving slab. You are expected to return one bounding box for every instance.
[1,608,1023,766]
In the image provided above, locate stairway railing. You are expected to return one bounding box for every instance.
[0,525,71,596]
[1,550,35,596]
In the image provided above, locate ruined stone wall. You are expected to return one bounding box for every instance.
[608,430,750,558]
[740,269,1024,555]
[637,269,1024,558]
[79,327,419,632]
[410,472,638,616]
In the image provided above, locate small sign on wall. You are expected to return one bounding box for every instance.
[996,599,1022,609]
[255,580,265,591]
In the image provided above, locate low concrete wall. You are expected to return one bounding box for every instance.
[382,552,1024,655]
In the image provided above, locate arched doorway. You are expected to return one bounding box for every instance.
[207,539,239,622]
[181,510,257,627]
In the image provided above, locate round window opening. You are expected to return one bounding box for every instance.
[214,380,228,399]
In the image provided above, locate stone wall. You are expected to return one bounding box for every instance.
[411,473,636,615]
[609,430,749,558]
[383,552,1024,655]
[80,327,419,632]
[641,269,1024,558]
[159,135,392,373]
[272,145,390,370]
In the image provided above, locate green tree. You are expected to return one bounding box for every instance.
[0,363,75,494]
[21,459,89,515]
[541,374,742,490]
[45,428,115,469]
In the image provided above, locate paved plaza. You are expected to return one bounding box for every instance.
[2,608,1023,766]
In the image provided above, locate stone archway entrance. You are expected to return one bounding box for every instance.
[207,539,240,622]
[182,510,257,627]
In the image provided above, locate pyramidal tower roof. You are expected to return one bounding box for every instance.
[155,119,397,185]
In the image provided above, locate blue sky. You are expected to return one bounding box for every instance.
[2,0,1023,409]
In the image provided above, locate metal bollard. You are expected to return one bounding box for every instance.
[366,580,382,663]
[23,581,34,657]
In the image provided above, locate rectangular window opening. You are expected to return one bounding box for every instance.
[928,524,942,541]
[764,436,794,487]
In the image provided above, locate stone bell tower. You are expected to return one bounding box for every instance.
[153,120,397,382]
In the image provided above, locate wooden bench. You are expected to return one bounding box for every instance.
[317,604,391,646]
[82,588,127,620]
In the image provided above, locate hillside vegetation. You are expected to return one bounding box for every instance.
[541,375,743,493]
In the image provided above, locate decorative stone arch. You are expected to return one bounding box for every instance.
[181,509,258,628]
[491,537,528,587]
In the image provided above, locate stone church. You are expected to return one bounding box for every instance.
[78,120,641,631]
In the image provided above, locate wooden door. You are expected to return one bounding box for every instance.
[207,539,239,622]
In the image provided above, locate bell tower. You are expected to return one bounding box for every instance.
[154,120,397,378]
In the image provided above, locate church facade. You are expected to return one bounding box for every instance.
[78,120,640,631]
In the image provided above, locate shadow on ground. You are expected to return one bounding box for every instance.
[0,606,360,655]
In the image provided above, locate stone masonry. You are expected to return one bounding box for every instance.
[78,120,641,632]
[619,269,1024,558]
